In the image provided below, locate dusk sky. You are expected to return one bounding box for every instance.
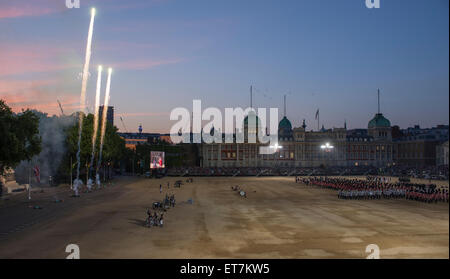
[1,0,448,133]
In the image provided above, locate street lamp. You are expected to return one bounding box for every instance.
[320,142,334,168]
[269,143,283,166]
[269,143,283,150]
[320,142,334,152]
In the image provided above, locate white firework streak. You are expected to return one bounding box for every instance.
[89,65,102,177]
[97,68,112,174]
[75,8,96,193]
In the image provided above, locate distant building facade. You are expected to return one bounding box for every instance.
[118,125,172,150]
[393,125,449,167]
[199,97,446,168]
[200,105,397,168]
[436,141,449,167]
[119,92,447,168]
[99,106,114,126]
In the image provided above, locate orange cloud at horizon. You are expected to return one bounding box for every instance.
[2,96,80,116]
[0,77,80,116]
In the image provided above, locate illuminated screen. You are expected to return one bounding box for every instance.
[150,151,165,169]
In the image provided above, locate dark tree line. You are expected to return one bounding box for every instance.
[0,99,127,187]
[0,100,41,176]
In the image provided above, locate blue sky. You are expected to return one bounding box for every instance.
[1,0,448,133]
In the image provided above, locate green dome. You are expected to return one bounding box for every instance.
[278,116,292,130]
[368,113,391,128]
[243,111,261,126]
[278,116,293,139]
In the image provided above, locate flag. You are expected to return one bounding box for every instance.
[315,109,319,120]
[33,166,40,183]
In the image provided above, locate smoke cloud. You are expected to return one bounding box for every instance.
[14,111,76,185]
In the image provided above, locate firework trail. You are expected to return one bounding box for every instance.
[75,8,96,194]
[97,68,112,175]
[89,65,103,178]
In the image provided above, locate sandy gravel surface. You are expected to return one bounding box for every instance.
[0,176,448,259]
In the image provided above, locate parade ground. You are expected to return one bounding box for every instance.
[0,176,448,259]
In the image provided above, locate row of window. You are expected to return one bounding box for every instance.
[207,147,394,161]
[209,144,393,151]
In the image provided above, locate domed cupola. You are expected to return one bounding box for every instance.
[243,110,261,127]
[368,113,391,129]
[278,116,293,139]
[279,116,292,130]
[278,95,293,140]
[243,110,262,139]
[368,89,392,141]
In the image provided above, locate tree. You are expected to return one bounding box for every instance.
[62,113,126,180]
[0,100,42,176]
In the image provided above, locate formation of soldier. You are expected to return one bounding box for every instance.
[299,177,449,203]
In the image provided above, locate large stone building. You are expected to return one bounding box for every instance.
[393,125,449,167]
[198,87,450,169]
[200,106,396,168]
